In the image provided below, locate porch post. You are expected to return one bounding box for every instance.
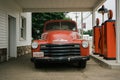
[92,11,96,27]
[116,0,120,63]
[91,11,96,54]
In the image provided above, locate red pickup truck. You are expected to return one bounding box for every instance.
[31,20,90,68]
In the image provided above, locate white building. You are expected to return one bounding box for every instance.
[0,0,31,62]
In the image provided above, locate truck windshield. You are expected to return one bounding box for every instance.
[45,21,77,31]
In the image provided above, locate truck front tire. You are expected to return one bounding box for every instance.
[78,60,86,69]
[34,62,40,68]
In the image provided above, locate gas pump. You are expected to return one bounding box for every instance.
[93,18,101,55]
[94,5,108,56]
[103,10,116,60]
[99,23,105,56]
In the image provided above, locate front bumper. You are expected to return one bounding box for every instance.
[31,56,90,63]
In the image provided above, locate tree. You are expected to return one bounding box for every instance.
[32,12,70,39]
[83,29,93,36]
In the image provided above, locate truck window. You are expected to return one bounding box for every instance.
[45,21,77,31]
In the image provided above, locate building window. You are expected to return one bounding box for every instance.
[20,17,26,40]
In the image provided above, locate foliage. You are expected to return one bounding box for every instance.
[32,12,71,39]
[83,29,93,36]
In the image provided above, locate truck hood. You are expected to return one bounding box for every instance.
[42,30,79,44]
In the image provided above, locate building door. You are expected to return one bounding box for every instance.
[8,15,17,58]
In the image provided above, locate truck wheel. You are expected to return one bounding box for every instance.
[78,60,86,69]
[34,63,40,68]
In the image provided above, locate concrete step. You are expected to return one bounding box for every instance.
[91,54,120,69]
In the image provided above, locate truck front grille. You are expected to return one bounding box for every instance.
[40,44,80,57]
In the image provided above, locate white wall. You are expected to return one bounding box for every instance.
[0,10,8,48]
[0,0,31,49]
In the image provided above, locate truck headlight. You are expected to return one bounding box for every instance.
[32,42,38,49]
[82,41,89,48]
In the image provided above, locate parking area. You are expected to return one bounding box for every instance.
[0,54,120,80]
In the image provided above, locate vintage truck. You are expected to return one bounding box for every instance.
[31,20,90,68]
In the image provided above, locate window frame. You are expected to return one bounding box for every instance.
[20,16,26,40]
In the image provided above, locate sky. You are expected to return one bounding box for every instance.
[66,0,116,31]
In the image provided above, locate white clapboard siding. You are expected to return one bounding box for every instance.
[0,9,7,48]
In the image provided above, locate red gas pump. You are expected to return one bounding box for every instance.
[99,23,105,56]
[93,18,101,55]
[103,10,116,60]
[97,5,108,57]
